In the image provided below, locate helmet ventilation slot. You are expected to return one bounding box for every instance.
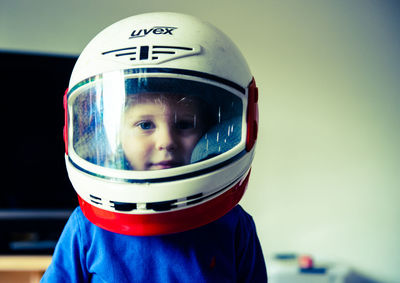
[102,45,199,64]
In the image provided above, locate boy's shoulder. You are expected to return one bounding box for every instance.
[193,204,256,237]
[220,204,254,225]
[68,206,88,226]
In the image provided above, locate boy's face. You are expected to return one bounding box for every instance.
[120,94,206,170]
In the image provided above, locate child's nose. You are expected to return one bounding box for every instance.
[156,126,177,151]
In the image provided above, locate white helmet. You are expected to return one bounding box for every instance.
[64,12,259,235]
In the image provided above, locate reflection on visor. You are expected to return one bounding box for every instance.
[70,76,243,171]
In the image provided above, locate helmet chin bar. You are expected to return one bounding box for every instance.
[78,169,250,236]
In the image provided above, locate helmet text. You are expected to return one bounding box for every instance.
[130,26,177,39]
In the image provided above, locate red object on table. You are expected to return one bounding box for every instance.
[298,255,314,269]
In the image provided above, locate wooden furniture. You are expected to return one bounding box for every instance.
[0,256,51,283]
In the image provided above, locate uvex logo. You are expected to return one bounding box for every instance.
[130,26,177,39]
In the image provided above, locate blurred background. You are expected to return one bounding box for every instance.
[1,0,399,282]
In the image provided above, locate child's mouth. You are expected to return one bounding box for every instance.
[149,160,182,170]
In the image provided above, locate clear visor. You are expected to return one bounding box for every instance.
[68,70,245,174]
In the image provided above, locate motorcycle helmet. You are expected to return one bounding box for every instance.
[64,12,259,236]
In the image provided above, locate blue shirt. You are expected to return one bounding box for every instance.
[41,205,267,283]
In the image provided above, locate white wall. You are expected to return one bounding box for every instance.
[1,0,399,282]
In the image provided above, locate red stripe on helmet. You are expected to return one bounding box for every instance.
[246,78,259,151]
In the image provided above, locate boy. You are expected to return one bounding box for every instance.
[41,12,267,282]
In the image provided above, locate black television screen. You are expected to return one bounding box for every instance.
[0,51,78,254]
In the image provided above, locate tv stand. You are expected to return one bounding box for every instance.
[0,256,51,283]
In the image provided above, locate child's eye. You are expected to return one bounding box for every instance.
[175,120,195,130]
[137,121,155,130]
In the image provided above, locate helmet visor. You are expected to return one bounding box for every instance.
[68,70,245,173]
